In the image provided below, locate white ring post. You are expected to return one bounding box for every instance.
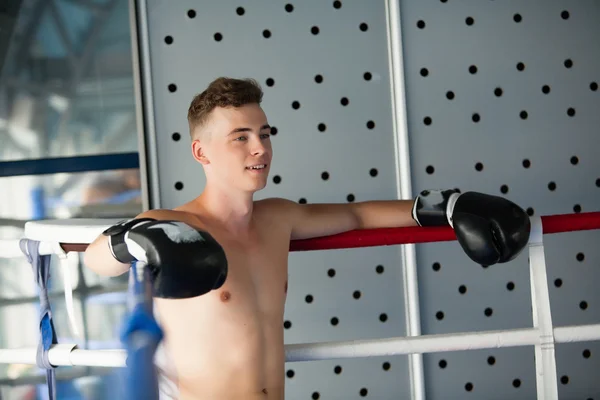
[384,1,425,399]
[528,216,559,399]
[132,0,162,210]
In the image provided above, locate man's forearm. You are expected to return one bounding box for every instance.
[83,235,131,277]
[352,200,418,230]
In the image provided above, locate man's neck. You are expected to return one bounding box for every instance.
[193,185,255,234]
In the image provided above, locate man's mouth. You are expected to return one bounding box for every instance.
[246,164,267,170]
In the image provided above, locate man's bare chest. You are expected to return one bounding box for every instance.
[170,208,291,315]
[211,239,289,314]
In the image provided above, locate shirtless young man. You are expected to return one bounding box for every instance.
[83,77,531,399]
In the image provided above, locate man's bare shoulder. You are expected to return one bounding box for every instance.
[254,197,304,227]
[136,208,197,222]
[254,197,299,214]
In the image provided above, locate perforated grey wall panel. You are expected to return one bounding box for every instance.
[142,1,411,399]
[400,1,600,399]
[141,0,600,399]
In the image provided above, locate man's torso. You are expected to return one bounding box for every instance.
[152,199,290,399]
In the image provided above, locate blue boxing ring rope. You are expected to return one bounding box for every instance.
[121,261,163,400]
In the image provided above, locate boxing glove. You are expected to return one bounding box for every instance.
[412,189,530,266]
[102,218,227,299]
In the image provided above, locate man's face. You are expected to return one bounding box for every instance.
[197,103,273,193]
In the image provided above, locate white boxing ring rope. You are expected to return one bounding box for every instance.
[1,324,599,367]
[0,214,598,400]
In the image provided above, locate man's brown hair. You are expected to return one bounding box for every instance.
[187,77,263,140]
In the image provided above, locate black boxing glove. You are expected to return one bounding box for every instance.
[102,219,227,299]
[412,189,531,266]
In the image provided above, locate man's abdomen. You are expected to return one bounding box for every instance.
[154,294,285,399]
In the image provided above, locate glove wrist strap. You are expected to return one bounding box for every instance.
[412,189,461,227]
[445,192,461,228]
[102,218,156,264]
[107,234,136,264]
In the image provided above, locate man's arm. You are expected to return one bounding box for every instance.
[83,209,168,277]
[274,198,418,241]
[277,188,531,267]
[84,210,228,299]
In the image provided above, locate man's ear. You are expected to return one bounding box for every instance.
[191,139,210,165]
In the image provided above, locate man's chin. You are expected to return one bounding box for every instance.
[241,181,267,193]
[251,182,267,192]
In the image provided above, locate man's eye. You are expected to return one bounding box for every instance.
[235,136,247,141]
[261,133,271,139]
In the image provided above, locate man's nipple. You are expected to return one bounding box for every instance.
[220,291,231,302]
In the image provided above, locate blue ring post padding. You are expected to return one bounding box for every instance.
[30,186,46,220]
[0,152,139,177]
[46,189,141,209]
[121,262,162,400]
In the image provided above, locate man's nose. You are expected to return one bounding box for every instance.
[251,137,267,155]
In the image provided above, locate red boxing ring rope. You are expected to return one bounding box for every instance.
[42,212,599,255]
[289,211,600,252]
